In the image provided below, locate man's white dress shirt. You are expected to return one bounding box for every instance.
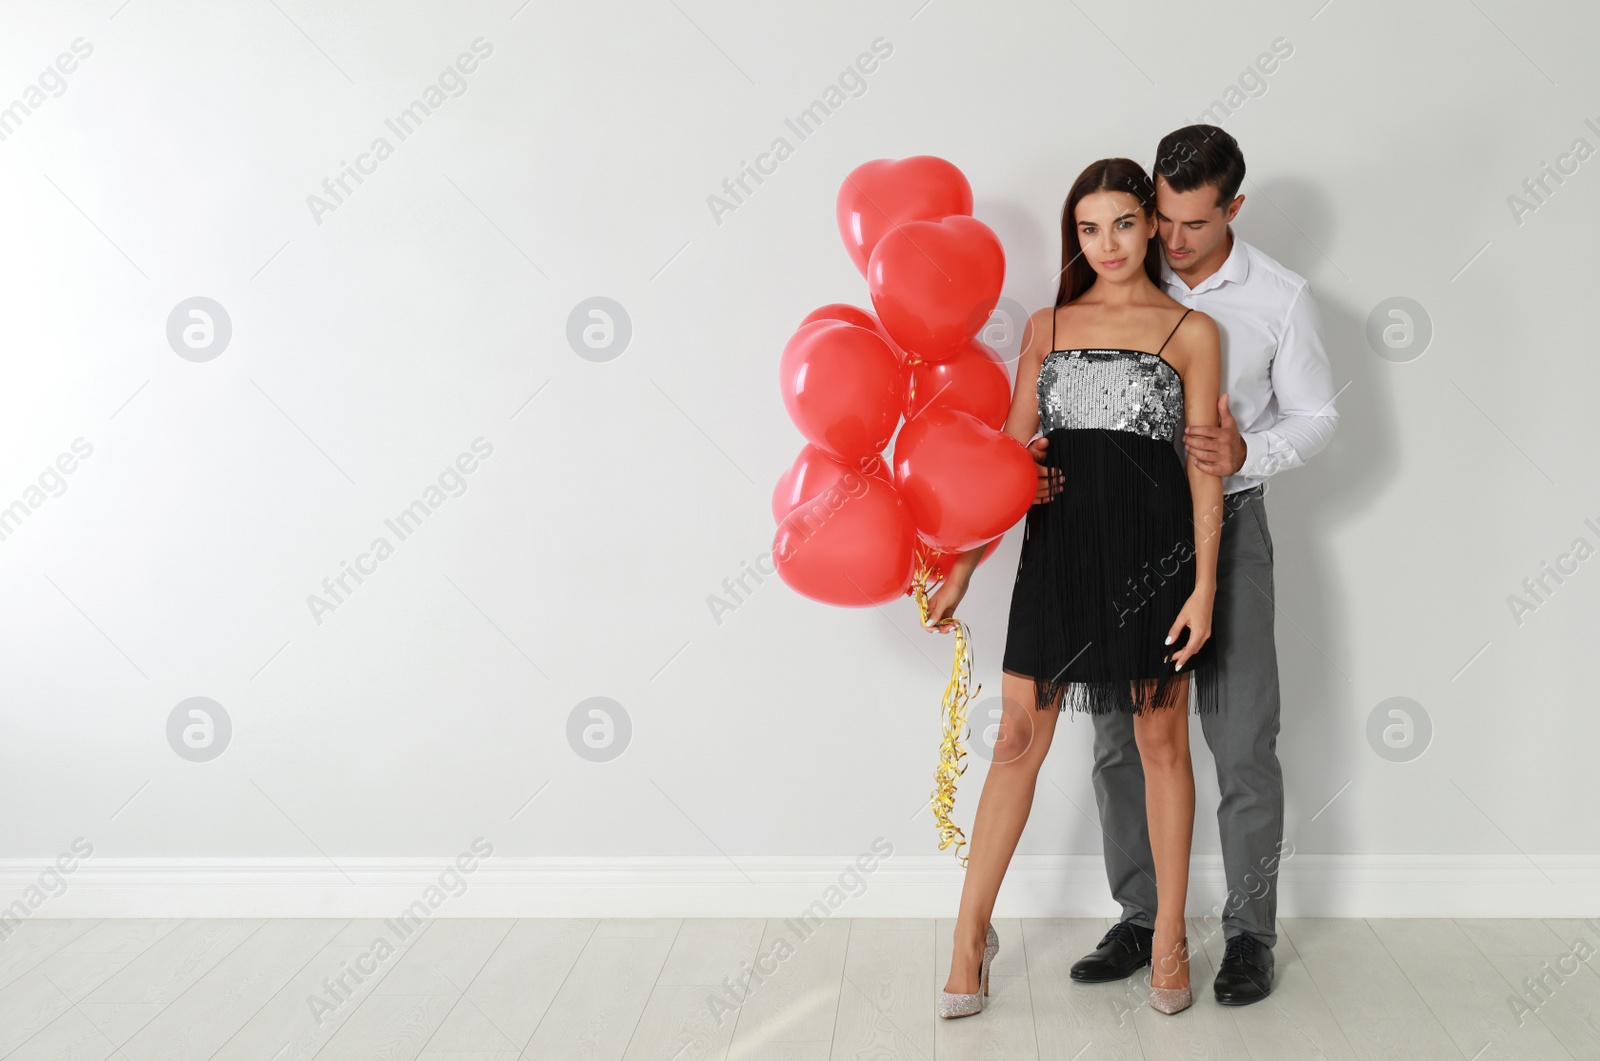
[1159,227,1339,495]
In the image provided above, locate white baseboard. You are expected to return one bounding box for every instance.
[2,854,1597,920]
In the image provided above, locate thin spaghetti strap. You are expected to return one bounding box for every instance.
[1051,302,1056,351]
[1155,307,1192,357]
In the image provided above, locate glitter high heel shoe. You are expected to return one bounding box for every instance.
[1147,934,1192,1015]
[938,922,1000,1019]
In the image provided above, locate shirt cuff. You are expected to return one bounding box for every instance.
[1239,431,1269,478]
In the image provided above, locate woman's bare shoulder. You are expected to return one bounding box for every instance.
[1169,308,1220,368]
[1176,306,1218,339]
[1020,304,1059,364]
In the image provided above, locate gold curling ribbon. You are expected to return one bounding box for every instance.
[911,555,978,868]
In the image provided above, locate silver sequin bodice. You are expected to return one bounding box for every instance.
[1037,348,1185,442]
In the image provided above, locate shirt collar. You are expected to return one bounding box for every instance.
[1160,225,1249,294]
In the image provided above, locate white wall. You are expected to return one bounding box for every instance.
[1,0,1597,917]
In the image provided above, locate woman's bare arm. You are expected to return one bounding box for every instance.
[1167,310,1224,665]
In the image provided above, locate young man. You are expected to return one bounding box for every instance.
[1066,125,1339,1005]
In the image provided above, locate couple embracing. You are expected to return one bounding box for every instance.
[925,124,1338,1017]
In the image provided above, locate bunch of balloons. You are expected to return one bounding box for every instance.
[772,156,1035,606]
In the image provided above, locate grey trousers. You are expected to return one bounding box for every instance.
[1088,485,1284,948]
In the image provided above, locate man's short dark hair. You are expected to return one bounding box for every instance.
[1154,125,1245,209]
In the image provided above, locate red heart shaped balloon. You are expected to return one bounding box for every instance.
[869,216,1005,364]
[779,320,905,463]
[893,407,1034,552]
[907,339,1011,428]
[799,302,879,332]
[773,472,917,606]
[837,156,973,277]
[772,444,893,523]
[799,303,908,363]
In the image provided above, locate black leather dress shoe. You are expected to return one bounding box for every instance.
[1069,919,1154,983]
[1214,932,1274,1005]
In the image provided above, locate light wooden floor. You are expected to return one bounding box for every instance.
[0,917,1595,1059]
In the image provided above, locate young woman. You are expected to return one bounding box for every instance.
[925,158,1224,1018]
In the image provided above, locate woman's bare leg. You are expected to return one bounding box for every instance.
[944,670,1060,994]
[1132,675,1194,991]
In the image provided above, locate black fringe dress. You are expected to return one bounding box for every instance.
[1001,308,1219,715]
